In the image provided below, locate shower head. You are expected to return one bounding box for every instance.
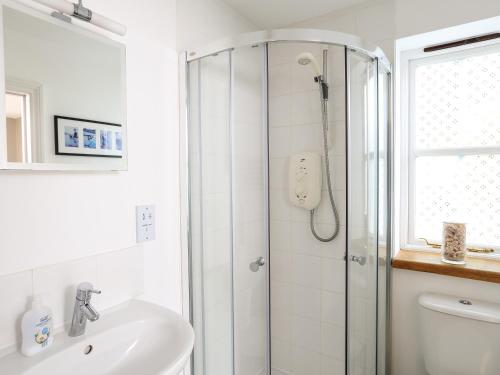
[296,52,322,77]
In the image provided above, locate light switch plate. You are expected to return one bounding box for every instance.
[136,205,155,242]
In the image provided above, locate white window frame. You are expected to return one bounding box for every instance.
[395,16,500,259]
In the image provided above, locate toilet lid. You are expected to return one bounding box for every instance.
[419,293,500,324]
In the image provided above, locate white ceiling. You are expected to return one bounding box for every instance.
[222,0,367,29]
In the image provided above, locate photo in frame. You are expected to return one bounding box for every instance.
[54,116,124,158]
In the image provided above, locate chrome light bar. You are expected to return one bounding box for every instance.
[33,0,126,36]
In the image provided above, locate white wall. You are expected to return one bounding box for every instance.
[0,0,181,349]
[176,0,258,52]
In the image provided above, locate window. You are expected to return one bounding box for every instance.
[407,42,500,249]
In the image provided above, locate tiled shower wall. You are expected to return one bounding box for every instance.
[268,43,347,375]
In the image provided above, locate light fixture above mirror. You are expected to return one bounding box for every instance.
[33,0,126,36]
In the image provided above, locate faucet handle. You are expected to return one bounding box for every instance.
[76,282,101,301]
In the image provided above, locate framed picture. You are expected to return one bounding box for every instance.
[54,116,124,158]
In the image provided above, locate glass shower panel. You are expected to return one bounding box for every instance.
[231,44,269,375]
[346,50,378,375]
[377,65,391,375]
[188,51,234,375]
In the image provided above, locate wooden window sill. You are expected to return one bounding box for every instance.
[392,249,500,284]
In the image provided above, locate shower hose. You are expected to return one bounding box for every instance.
[309,78,340,242]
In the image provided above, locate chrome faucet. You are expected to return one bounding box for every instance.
[69,282,101,337]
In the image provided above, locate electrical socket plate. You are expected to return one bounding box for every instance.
[136,205,155,242]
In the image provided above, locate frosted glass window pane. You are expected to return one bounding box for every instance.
[414,50,500,150]
[415,155,500,245]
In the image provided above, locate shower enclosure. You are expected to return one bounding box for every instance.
[179,29,392,375]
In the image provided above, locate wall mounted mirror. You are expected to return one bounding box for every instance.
[0,2,127,170]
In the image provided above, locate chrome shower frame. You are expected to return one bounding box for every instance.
[179,28,393,375]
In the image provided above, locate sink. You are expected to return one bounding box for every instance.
[0,300,194,375]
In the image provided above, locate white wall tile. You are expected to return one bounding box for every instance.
[270,251,292,283]
[270,220,291,252]
[269,127,291,158]
[312,191,346,226]
[270,189,292,222]
[291,124,323,154]
[271,309,292,341]
[292,254,321,289]
[0,271,32,350]
[271,280,293,312]
[330,156,347,191]
[269,64,292,97]
[292,285,321,320]
[321,322,345,360]
[268,43,296,67]
[292,315,321,352]
[269,157,288,189]
[271,339,293,373]
[321,291,345,326]
[289,221,345,260]
[269,95,291,127]
[330,122,346,156]
[321,258,346,293]
[330,89,346,122]
[291,91,322,125]
[96,246,144,310]
[292,345,321,375]
[321,354,345,375]
[33,256,98,327]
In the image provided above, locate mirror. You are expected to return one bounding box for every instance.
[1,4,127,170]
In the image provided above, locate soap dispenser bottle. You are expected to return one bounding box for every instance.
[21,295,54,356]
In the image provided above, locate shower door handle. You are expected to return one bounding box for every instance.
[350,255,367,266]
[249,257,266,272]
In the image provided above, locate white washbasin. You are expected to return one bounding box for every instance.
[0,300,194,375]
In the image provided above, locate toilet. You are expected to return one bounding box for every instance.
[418,293,500,375]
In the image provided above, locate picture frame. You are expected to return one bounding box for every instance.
[54,116,124,158]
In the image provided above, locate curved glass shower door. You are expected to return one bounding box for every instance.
[187,44,270,375]
[183,32,391,375]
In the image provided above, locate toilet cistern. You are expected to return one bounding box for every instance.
[418,293,500,375]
